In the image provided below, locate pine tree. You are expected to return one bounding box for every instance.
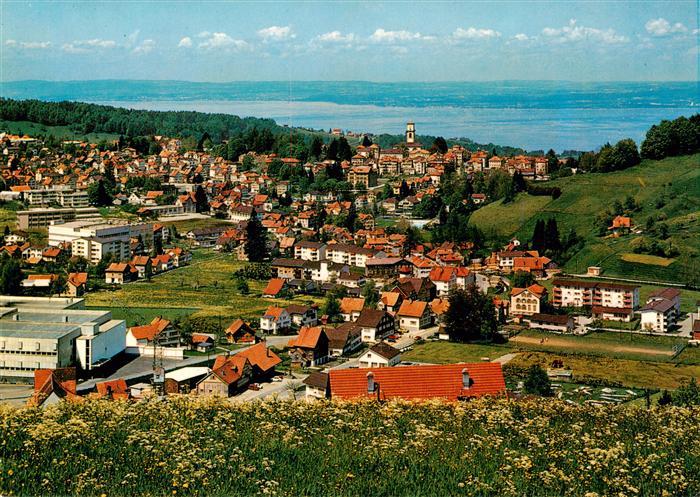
[532,219,546,252]
[244,212,268,262]
[545,218,561,253]
[194,185,209,213]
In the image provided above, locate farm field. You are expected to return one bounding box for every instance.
[469,154,700,283]
[1,397,698,497]
[85,249,323,325]
[405,332,700,390]
[85,305,197,327]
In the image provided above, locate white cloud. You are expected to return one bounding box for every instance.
[62,38,117,53]
[452,27,501,40]
[541,19,628,44]
[369,28,426,43]
[125,30,140,48]
[198,32,249,50]
[257,25,295,41]
[178,36,193,48]
[513,33,529,41]
[132,39,155,54]
[314,31,355,43]
[5,39,51,49]
[645,18,688,37]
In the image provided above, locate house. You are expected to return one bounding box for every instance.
[552,279,639,320]
[164,367,210,394]
[526,313,574,333]
[358,342,401,368]
[378,291,403,314]
[236,342,282,379]
[260,306,291,334]
[325,322,363,357]
[365,257,404,280]
[287,326,330,367]
[285,304,318,327]
[303,371,330,400]
[337,272,365,288]
[640,288,681,333]
[27,367,78,407]
[95,378,130,400]
[130,255,153,278]
[392,277,436,302]
[105,263,138,285]
[396,300,432,332]
[510,284,548,316]
[191,334,215,352]
[262,278,287,298]
[327,362,507,401]
[126,317,180,348]
[429,267,457,297]
[608,215,632,235]
[225,319,257,343]
[355,309,396,343]
[65,272,88,297]
[196,355,252,397]
[293,241,326,261]
[340,297,366,322]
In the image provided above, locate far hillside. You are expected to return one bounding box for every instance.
[470,153,700,284]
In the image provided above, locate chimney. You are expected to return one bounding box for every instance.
[366,371,375,393]
[462,368,470,389]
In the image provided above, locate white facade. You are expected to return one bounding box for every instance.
[260,310,291,334]
[358,349,400,368]
[49,220,153,263]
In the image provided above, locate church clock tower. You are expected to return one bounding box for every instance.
[406,121,415,145]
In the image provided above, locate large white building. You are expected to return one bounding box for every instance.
[48,220,153,264]
[0,297,126,381]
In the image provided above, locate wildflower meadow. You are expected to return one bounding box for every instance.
[0,397,698,496]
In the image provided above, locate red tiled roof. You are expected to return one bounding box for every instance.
[95,378,129,400]
[329,363,506,401]
[397,299,428,318]
[262,278,285,296]
[237,342,281,373]
[340,297,365,314]
[287,326,325,349]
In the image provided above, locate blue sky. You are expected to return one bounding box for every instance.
[1,1,697,82]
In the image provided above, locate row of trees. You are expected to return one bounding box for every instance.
[578,138,641,173]
[641,114,700,160]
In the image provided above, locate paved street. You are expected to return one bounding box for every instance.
[393,326,439,350]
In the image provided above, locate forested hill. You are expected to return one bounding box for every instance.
[0,98,527,155]
[0,98,285,142]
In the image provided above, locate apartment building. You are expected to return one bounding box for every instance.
[0,297,126,380]
[49,220,153,264]
[552,278,640,322]
[17,207,100,230]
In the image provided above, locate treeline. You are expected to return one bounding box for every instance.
[640,114,700,160]
[576,138,640,173]
[0,98,282,142]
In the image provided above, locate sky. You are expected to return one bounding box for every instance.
[1,1,698,82]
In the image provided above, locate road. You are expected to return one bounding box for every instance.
[393,326,439,350]
[77,334,294,392]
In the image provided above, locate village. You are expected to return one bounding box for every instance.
[0,122,698,408]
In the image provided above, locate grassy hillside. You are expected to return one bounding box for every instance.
[1,397,698,497]
[470,154,700,282]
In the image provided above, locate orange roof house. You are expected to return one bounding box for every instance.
[28,368,78,407]
[262,278,286,298]
[95,378,130,400]
[225,319,256,343]
[397,299,429,318]
[236,342,282,377]
[328,363,506,401]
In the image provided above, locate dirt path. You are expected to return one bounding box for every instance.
[510,335,674,357]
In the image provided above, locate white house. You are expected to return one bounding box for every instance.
[260,306,291,334]
[358,342,401,368]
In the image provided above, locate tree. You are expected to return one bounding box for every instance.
[545,218,561,253]
[657,390,673,406]
[326,139,339,161]
[361,280,379,309]
[88,179,113,207]
[0,257,23,295]
[399,180,410,200]
[236,277,250,295]
[361,135,372,147]
[309,136,324,159]
[512,271,535,288]
[444,287,497,342]
[323,294,342,323]
[194,185,209,213]
[337,137,353,162]
[432,136,448,154]
[523,364,553,397]
[531,219,546,252]
[546,149,559,173]
[244,212,268,263]
[673,378,700,406]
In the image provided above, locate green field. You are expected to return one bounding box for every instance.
[470,154,700,282]
[1,397,698,497]
[404,331,700,390]
[85,306,197,327]
[85,249,323,326]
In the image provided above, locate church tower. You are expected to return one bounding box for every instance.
[406,121,415,145]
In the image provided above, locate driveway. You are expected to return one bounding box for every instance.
[393,326,438,350]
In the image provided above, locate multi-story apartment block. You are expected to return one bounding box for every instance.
[552,279,639,322]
